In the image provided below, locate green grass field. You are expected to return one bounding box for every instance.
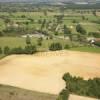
[0,10,100,58]
[0,11,100,33]
[70,46,100,53]
[0,37,67,48]
[0,37,100,59]
[0,36,68,59]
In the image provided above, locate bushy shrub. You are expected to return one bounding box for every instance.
[0,31,3,36]
[10,47,24,54]
[0,47,2,54]
[76,24,87,35]
[26,35,31,45]
[58,89,69,100]
[49,43,62,51]
[37,37,43,46]
[4,46,10,55]
[24,45,37,54]
[64,44,70,49]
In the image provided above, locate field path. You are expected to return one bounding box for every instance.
[0,50,100,94]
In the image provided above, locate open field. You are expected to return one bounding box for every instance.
[0,37,100,59]
[0,37,67,49]
[0,50,100,95]
[0,84,98,100]
[0,36,68,56]
[0,2,100,100]
[70,46,100,53]
[0,11,100,34]
[0,84,57,100]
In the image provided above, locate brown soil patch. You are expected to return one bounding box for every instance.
[0,50,100,94]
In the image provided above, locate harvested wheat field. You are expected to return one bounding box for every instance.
[0,50,100,94]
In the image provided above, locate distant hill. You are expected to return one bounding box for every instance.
[0,0,100,4]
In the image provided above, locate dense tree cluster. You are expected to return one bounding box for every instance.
[4,46,10,55]
[64,44,70,49]
[63,25,71,37]
[57,89,69,100]
[60,73,100,99]
[55,15,64,24]
[76,24,87,35]
[41,19,46,30]
[0,47,2,54]
[37,37,43,46]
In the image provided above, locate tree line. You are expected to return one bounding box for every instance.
[0,35,70,56]
[0,35,37,55]
[0,45,37,55]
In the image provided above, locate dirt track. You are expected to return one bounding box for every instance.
[0,50,100,94]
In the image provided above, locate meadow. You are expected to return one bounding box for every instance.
[0,36,100,59]
[0,10,100,33]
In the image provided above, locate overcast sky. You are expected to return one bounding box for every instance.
[0,0,99,2]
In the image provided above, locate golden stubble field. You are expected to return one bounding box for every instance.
[0,50,100,94]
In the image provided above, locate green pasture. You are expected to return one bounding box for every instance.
[0,11,100,33]
[0,37,100,54]
[0,11,100,57]
[70,46,100,53]
[0,36,68,49]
